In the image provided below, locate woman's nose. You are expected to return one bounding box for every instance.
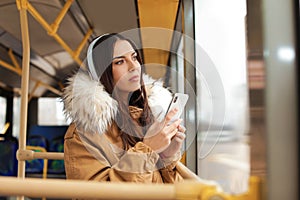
[128,59,139,72]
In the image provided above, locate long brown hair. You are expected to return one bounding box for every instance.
[89,33,154,149]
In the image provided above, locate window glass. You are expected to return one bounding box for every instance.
[195,0,249,194]
[0,96,7,132]
[38,97,70,125]
[13,97,20,138]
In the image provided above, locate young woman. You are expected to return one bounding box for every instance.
[62,33,186,183]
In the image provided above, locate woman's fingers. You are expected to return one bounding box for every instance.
[165,119,182,137]
[143,109,184,152]
[169,127,178,138]
[164,108,178,125]
[171,132,186,143]
[175,131,186,140]
[178,125,186,133]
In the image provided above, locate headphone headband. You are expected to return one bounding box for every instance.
[87,33,110,81]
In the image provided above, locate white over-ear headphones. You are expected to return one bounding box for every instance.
[87,33,110,81]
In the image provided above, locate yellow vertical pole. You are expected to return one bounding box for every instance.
[16,0,30,200]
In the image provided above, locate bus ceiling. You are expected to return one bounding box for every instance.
[0,0,181,98]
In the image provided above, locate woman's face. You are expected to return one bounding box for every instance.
[112,39,141,96]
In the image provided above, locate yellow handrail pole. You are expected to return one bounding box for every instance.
[30,77,63,96]
[73,28,93,59]
[0,59,62,96]
[57,81,64,90]
[0,59,22,75]
[24,146,49,200]
[0,176,234,200]
[38,81,62,96]
[8,48,21,70]
[0,122,10,134]
[34,152,64,160]
[49,0,74,35]
[16,0,30,200]
[26,146,48,179]
[176,162,202,181]
[18,149,64,160]
[0,177,177,200]
[26,2,82,65]
[28,81,40,102]
[25,2,52,36]
[26,2,73,56]
[52,33,82,65]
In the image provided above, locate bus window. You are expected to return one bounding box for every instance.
[13,97,20,138]
[0,96,6,134]
[38,97,70,126]
[195,0,250,194]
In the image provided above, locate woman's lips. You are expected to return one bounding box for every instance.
[129,75,140,82]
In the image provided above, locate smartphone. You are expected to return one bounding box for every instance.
[165,93,189,124]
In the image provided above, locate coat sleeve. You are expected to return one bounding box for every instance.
[64,126,183,183]
[159,151,185,183]
[64,127,111,181]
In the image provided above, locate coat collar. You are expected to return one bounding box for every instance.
[62,70,173,134]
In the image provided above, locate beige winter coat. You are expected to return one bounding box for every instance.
[63,70,184,183]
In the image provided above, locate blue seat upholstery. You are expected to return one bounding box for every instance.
[26,135,48,174]
[27,125,68,175]
[0,139,18,176]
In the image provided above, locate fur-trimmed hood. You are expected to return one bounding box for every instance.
[62,70,173,134]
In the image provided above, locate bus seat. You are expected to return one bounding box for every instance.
[26,135,48,174]
[48,135,65,174]
[27,125,68,175]
[28,125,68,143]
[0,139,18,176]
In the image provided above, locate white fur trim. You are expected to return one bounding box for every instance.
[63,71,173,134]
[63,70,118,134]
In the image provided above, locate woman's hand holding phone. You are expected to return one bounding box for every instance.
[143,93,188,156]
[159,123,186,159]
[165,93,189,125]
[143,108,183,153]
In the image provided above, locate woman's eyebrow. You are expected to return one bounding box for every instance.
[112,55,125,60]
[112,51,136,60]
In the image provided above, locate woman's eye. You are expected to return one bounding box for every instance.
[132,55,137,61]
[115,60,124,65]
